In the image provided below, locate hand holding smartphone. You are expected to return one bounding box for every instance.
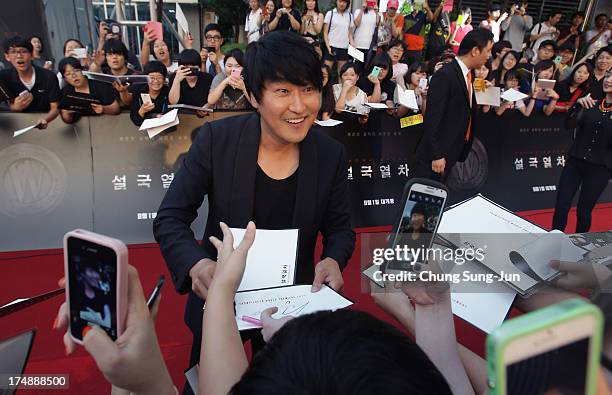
[140,93,153,106]
[370,66,382,79]
[63,229,128,344]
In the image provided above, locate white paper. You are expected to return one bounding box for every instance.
[73,47,87,59]
[396,86,419,110]
[365,102,389,109]
[13,124,39,137]
[185,364,199,394]
[139,109,179,138]
[175,3,189,33]
[475,86,501,107]
[315,119,343,127]
[501,88,528,103]
[230,228,298,292]
[234,284,353,330]
[348,45,364,62]
[451,290,516,334]
[168,104,213,112]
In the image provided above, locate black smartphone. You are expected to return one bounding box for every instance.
[386,179,449,272]
[63,229,128,344]
[205,46,216,53]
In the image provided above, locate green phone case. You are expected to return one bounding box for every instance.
[486,298,603,395]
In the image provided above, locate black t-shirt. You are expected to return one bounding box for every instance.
[99,66,138,105]
[61,79,117,106]
[357,77,396,103]
[0,65,60,112]
[270,9,302,34]
[252,165,298,229]
[168,71,213,107]
[129,84,170,126]
[426,16,447,60]
[589,74,604,101]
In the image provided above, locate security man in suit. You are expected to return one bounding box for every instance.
[153,31,355,393]
[414,28,494,182]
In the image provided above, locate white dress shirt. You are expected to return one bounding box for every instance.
[455,57,472,107]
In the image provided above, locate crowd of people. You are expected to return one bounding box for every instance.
[0,1,610,128]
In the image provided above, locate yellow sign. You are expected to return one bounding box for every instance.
[400,114,423,128]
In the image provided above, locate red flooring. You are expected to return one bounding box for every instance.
[0,204,610,394]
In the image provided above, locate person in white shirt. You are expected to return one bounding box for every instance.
[323,0,355,75]
[585,14,611,55]
[353,1,381,53]
[245,0,263,43]
[479,4,509,43]
[529,10,562,60]
[500,1,533,51]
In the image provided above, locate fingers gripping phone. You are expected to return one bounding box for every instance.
[63,229,128,344]
[386,178,448,272]
[486,298,603,395]
[140,93,153,106]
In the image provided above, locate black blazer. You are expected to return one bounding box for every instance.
[417,59,478,167]
[153,112,355,329]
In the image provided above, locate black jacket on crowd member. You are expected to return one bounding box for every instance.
[168,71,213,107]
[129,84,170,126]
[414,58,477,181]
[0,65,60,112]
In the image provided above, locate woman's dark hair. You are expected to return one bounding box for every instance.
[503,69,521,85]
[534,59,555,76]
[58,56,84,76]
[500,50,520,70]
[230,310,453,395]
[179,49,201,66]
[339,61,361,78]
[103,38,129,59]
[28,35,44,54]
[481,59,493,80]
[225,48,245,68]
[386,38,406,53]
[149,39,169,60]
[63,39,85,56]
[567,62,593,89]
[320,64,335,118]
[302,0,319,15]
[492,40,511,58]
[406,61,427,86]
[143,60,168,77]
[366,53,393,83]
[244,31,322,103]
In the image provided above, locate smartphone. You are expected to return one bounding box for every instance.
[205,46,216,53]
[231,67,242,78]
[386,179,448,271]
[18,90,29,97]
[63,229,128,344]
[486,298,603,395]
[371,66,382,78]
[73,47,88,59]
[418,77,428,90]
[187,66,200,75]
[140,93,152,105]
[147,275,165,311]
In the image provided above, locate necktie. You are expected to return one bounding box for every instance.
[465,72,472,141]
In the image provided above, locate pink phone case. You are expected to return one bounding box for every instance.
[63,229,128,345]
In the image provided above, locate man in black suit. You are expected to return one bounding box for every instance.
[153,31,355,386]
[413,28,494,182]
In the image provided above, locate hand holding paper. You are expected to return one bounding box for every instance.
[208,222,256,293]
[348,45,364,62]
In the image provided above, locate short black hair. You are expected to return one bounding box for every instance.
[103,38,128,59]
[3,36,33,54]
[179,49,201,66]
[366,53,393,83]
[58,56,84,76]
[488,4,501,12]
[547,9,563,19]
[503,69,521,85]
[230,310,453,395]
[534,59,555,76]
[492,40,511,58]
[143,60,168,77]
[458,28,494,56]
[596,45,612,61]
[558,42,575,53]
[595,13,609,21]
[386,38,406,53]
[243,31,322,103]
[500,50,520,70]
[408,61,428,82]
[204,23,222,36]
[27,35,44,54]
[570,11,585,20]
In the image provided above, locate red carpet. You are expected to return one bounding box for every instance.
[1,204,610,394]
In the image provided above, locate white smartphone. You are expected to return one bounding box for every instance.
[535,79,556,100]
[487,299,603,395]
[418,77,428,90]
[140,93,152,105]
[18,90,29,97]
[386,179,448,271]
[73,47,88,59]
[63,229,128,345]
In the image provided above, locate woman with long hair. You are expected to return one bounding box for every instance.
[554,63,592,113]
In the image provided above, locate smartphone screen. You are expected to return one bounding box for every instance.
[67,236,118,341]
[389,184,447,269]
[506,337,589,394]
